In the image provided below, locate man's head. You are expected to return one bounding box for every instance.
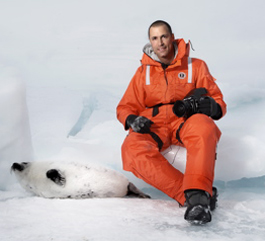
[148,20,173,38]
[148,20,175,65]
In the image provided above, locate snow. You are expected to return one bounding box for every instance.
[1,187,265,241]
[1,0,265,240]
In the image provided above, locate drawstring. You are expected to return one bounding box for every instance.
[189,40,195,51]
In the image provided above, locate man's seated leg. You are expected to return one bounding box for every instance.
[177,114,221,223]
[121,131,186,205]
[179,114,221,195]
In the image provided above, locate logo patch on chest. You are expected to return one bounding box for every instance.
[178,72,186,79]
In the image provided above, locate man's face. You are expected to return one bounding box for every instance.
[149,25,174,63]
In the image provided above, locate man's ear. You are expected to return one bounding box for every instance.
[171,33,175,40]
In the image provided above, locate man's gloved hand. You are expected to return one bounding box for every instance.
[126,115,153,133]
[198,97,222,120]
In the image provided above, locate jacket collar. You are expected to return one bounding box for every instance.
[141,39,187,67]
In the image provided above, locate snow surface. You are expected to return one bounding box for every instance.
[1,0,265,240]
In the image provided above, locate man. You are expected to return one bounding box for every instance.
[116,20,226,224]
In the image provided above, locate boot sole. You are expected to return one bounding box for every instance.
[184,205,212,224]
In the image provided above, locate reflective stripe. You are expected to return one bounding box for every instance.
[146,65,150,85]
[147,60,192,84]
[188,57,192,83]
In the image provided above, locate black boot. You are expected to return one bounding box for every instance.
[184,189,212,224]
[180,187,218,210]
[209,186,218,211]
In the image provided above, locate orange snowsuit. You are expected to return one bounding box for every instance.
[116,39,227,205]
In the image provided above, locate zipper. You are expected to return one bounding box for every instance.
[163,68,170,124]
[164,69,168,85]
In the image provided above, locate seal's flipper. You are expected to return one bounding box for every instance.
[46,169,66,186]
[126,182,151,199]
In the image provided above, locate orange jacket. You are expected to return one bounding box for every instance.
[117,39,227,128]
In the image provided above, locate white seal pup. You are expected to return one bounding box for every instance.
[11,161,150,199]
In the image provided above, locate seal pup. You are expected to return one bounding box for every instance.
[11,161,150,199]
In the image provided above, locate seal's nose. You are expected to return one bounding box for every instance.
[11,163,24,171]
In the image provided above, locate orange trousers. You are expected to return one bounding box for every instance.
[121,113,221,205]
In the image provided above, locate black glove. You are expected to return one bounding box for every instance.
[198,97,222,120]
[126,115,153,133]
